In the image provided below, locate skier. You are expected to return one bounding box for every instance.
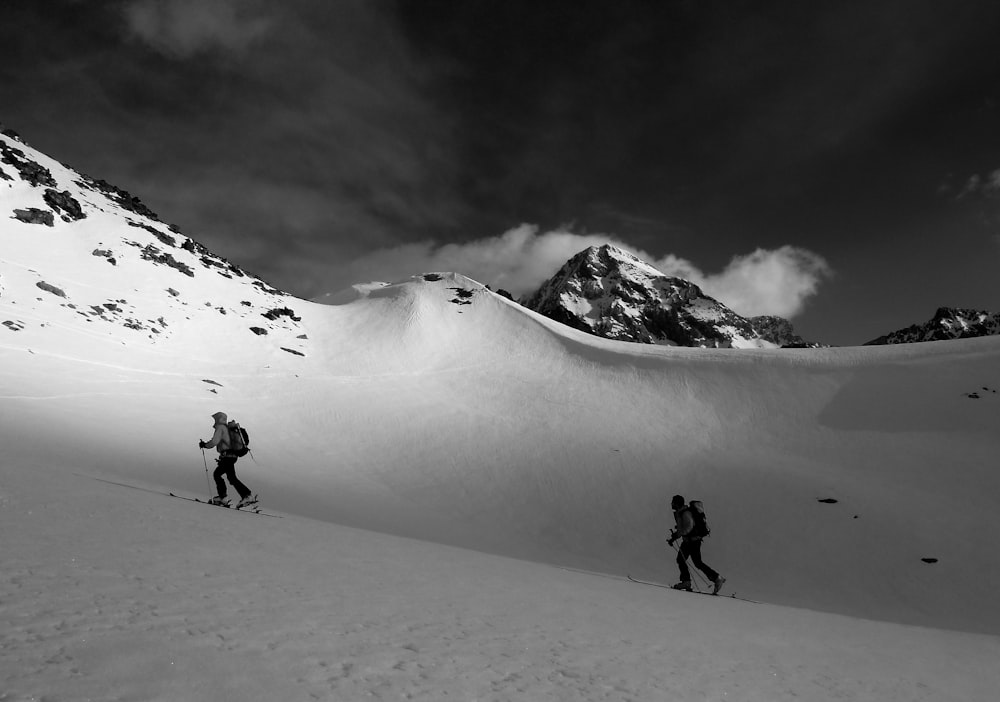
[667,494,726,594]
[198,411,256,509]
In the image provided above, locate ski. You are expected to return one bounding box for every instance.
[168,493,281,518]
[76,475,282,518]
[626,575,759,603]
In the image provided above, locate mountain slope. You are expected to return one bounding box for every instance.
[521,244,806,348]
[3,130,1000,638]
[866,306,1000,345]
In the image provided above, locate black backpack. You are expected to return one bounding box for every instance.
[687,500,710,539]
[227,420,250,457]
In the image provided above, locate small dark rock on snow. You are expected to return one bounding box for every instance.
[36,281,66,298]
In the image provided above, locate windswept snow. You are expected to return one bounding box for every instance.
[3,131,1000,699]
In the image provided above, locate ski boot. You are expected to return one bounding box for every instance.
[236,494,258,510]
[712,576,726,595]
[672,580,693,591]
[208,495,230,507]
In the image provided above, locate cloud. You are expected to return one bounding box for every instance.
[956,169,1000,200]
[328,226,832,319]
[332,225,614,295]
[123,0,271,57]
[685,247,833,320]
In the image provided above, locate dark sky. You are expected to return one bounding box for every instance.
[3,0,999,344]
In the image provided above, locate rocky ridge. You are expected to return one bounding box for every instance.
[521,244,809,348]
[865,307,1000,345]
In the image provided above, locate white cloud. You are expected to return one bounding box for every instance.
[331,226,832,320]
[685,247,833,319]
[123,0,271,58]
[957,168,1000,200]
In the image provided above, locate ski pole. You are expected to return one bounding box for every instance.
[201,448,210,494]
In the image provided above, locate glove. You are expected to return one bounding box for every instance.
[198,440,207,449]
[667,532,677,546]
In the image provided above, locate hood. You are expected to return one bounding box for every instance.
[212,411,228,425]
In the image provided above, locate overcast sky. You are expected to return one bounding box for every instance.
[3,0,999,344]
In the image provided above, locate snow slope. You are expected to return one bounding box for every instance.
[3,130,1000,699]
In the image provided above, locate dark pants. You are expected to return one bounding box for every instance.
[676,539,720,583]
[213,455,251,500]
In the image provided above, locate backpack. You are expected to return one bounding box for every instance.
[687,500,710,539]
[227,420,250,457]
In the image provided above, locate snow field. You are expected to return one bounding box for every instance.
[2,460,999,702]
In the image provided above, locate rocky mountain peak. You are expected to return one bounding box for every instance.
[521,245,798,348]
[865,307,1000,345]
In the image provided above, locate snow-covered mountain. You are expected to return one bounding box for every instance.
[0,128,309,360]
[748,313,818,347]
[520,244,812,348]
[4,129,1000,699]
[866,306,1000,345]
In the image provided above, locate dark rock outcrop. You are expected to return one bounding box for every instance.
[13,208,54,226]
[44,189,85,221]
[866,307,1000,345]
[522,245,777,348]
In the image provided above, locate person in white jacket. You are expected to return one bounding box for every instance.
[199,411,255,509]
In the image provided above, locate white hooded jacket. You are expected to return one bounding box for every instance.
[201,411,232,454]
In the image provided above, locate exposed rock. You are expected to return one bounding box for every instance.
[92,249,117,265]
[249,326,268,336]
[128,220,175,246]
[262,307,301,322]
[449,288,475,305]
[252,279,284,296]
[140,244,195,277]
[36,281,67,298]
[43,189,85,221]
[748,315,823,347]
[0,139,56,187]
[77,175,160,220]
[13,208,54,226]
[866,307,1000,345]
[522,244,773,348]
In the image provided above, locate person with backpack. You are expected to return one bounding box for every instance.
[198,411,256,509]
[667,494,725,594]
